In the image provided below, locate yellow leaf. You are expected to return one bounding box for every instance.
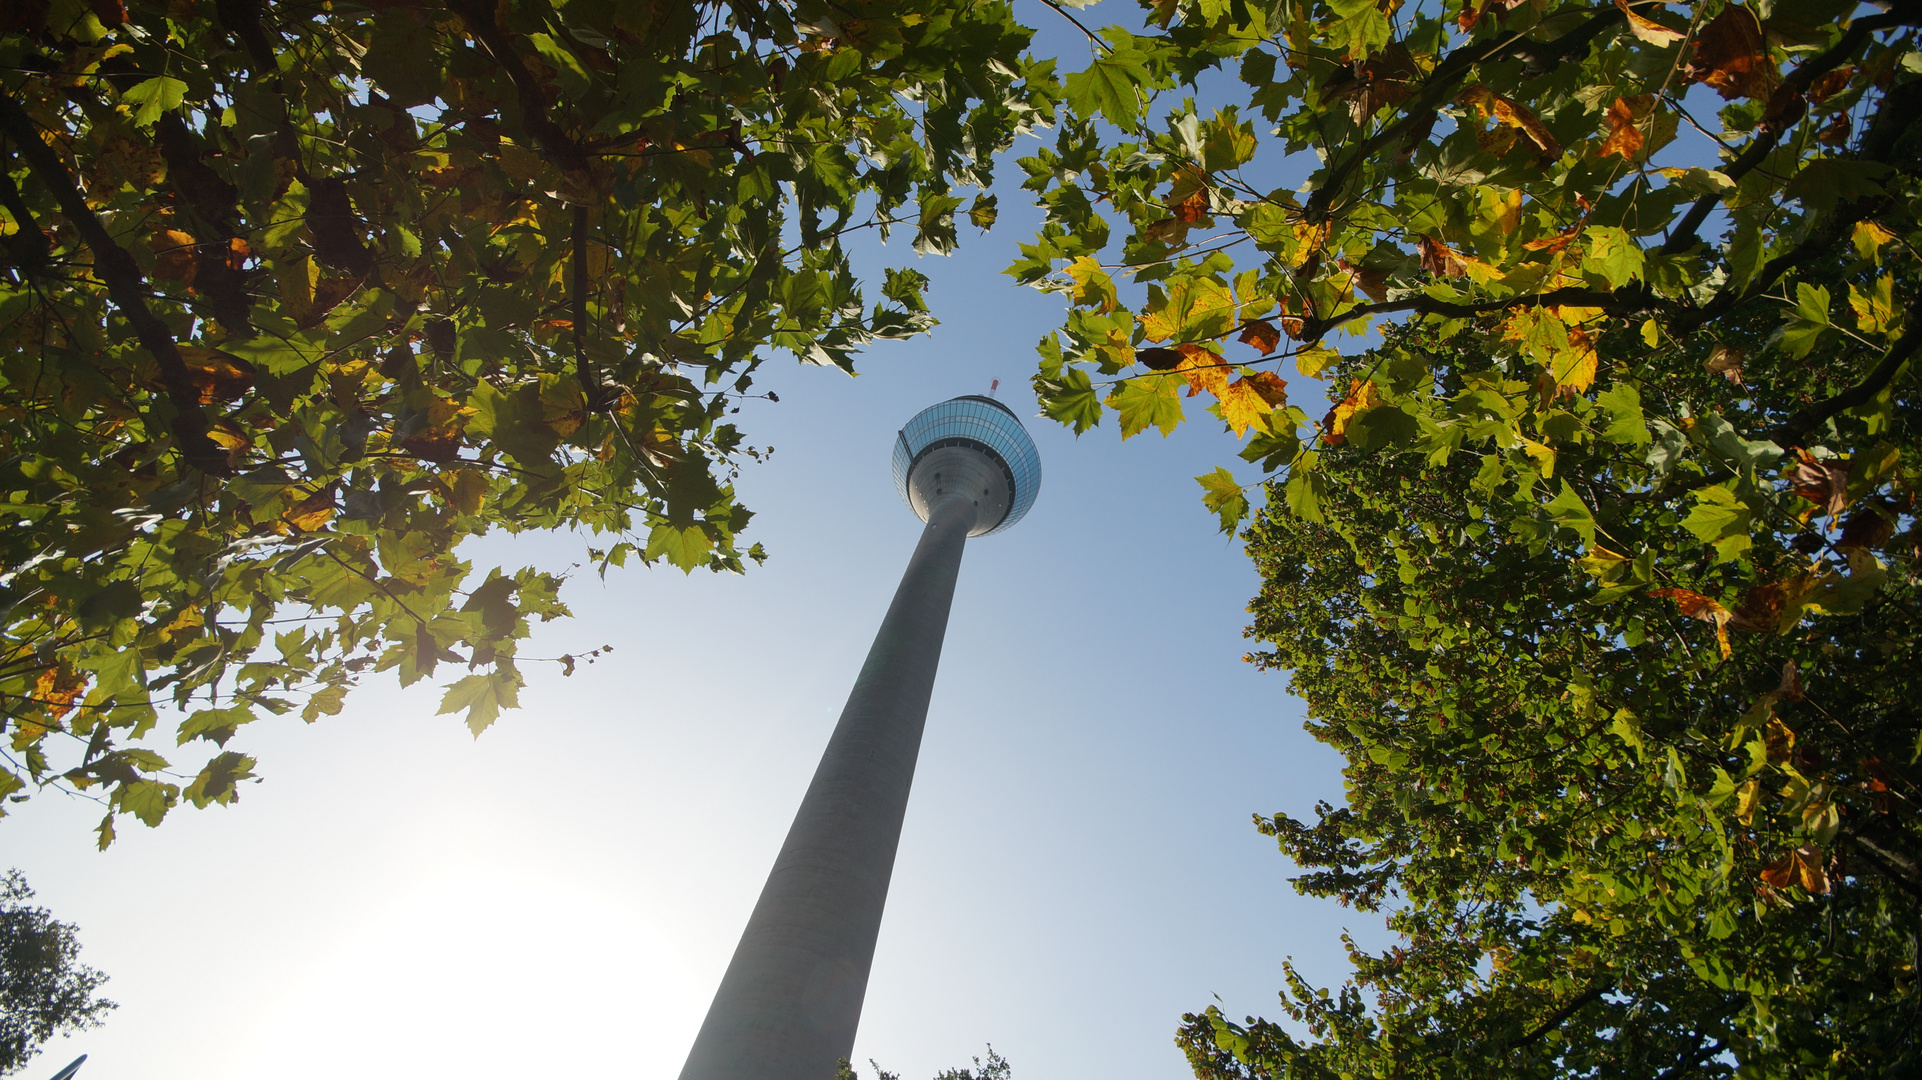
[1519,436,1556,478]
[1296,346,1340,377]
[1735,779,1761,825]
[1576,546,1630,581]
[1612,0,1683,45]
[1849,276,1895,335]
[1065,255,1118,313]
[1853,220,1896,263]
[1216,378,1273,437]
[1551,327,1598,393]
[1325,379,1380,443]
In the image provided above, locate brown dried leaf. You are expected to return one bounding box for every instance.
[1704,343,1744,386]
[1779,659,1804,701]
[152,228,199,284]
[1810,67,1854,104]
[177,347,256,403]
[1688,5,1776,101]
[1787,451,1850,518]
[1836,499,1898,551]
[1419,235,1467,278]
[1650,587,1732,658]
[1728,580,1784,633]
[1241,370,1289,406]
[1238,319,1282,356]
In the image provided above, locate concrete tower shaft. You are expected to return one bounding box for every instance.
[678,398,1039,1080]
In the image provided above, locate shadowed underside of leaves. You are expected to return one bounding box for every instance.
[0,0,1052,842]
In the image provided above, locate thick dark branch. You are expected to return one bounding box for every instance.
[1661,8,1922,257]
[1304,5,1627,225]
[1299,287,1651,343]
[0,162,51,276]
[1767,296,1922,448]
[1845,828,1922,901]
[449,0,593,174]
[1505,981,1612,1052]
[570,204,604,404]
[0,95,229,474]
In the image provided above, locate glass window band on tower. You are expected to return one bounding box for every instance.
[891,396,1042,536]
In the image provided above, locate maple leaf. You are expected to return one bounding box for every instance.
[1238,319,1282,356]
[1787,451,1850,518]
[1597,95,1652,160]
[1810,67,1854,104]
[32,666,89,723]
[1704,343,1744,386]
[1217,379,1274,436]
[1324,379,1380,445]
[1650,587,1732,658]
[1174,344,1229,398]
[1551,327,1598,395]
[1136,347,1184,371]
[1688,5,1776,101]
[1613,0,1684,45]
[1459,85,1562,160]
[1242,371,1288,406]
[281,486,337,532]
[1418,235,1467,277]
[151,227,199,283]
[177,347,257,403]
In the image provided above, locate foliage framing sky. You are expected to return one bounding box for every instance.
[0,4,1394,1077]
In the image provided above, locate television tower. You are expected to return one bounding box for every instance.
[678,396,1042,1080]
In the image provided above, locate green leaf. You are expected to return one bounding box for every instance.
[646,523,713,572]
[1582,227,1645,289]
[1283,468,1327,523]
[437,669,522,737]
[1596,383,1650,446]
[1064,49,1150,128]
[1106,374,1184,439]
[122,76,188,127]
[1545,481,1598,545]
[1197,467,1250,535]
[1681,484,1753,563]
[1037,366,1103,434]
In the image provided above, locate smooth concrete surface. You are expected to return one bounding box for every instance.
[677,494,980,1080]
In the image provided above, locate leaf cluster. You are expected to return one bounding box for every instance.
[0,0,1053,842]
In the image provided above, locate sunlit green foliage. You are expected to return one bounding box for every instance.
[1019,0,1922,1074]
[0,0,1053,843]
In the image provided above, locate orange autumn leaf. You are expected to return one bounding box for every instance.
[1324,379,1380,445]
[1598,95,1654,160]
[176,346,257,403]
[1650,587,1733,658]
[33,665,89,722]
[1238,319,1282,356]
[1760,847,1830,894]
[1460,85,1562,160]
[1419,235,1467,277]
[1688,5,1776,101]
[151,227,199,284]
[1173,344,1229,398]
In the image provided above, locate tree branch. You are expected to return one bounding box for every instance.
[1660,7,1922,257]
[448,0,593,174]
[1304,4,1628,225]
[569,203,606,407]
[0,95,229,475]
[1767,296,1922,448]
[1505,981,1612,1052]
[1298,287,1652,343]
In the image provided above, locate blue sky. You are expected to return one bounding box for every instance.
[2,4,1412,1077]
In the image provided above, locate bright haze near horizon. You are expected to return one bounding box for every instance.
[6,4,1383,1077]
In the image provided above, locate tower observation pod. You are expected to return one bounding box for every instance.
[678,396,1041,1080]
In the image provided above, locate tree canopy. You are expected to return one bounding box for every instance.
[0,870,114,1076]
[1012,0,1922,1074]
[0,0,1052,844]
